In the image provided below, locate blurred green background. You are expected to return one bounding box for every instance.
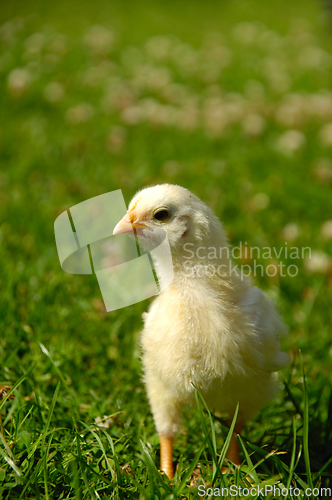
[0,0,332,497]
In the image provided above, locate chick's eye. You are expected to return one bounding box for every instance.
[154,209,170,222]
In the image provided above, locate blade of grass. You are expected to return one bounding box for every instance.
[140,440,173,493]
[18,453,46,499]
[44,381,60,435]
[312,454,332,483]
[39,343,79,416]
[246,441,309,490]
[16,405,34,433]
[293,443,303,471]
[285,417,297,492]
[193,385,217,453]
[76,431,98,500]
[0,446,22,476]
[122,472,149,497]
[43,429,56,500]
[80,421,116,479]
[0,364,35,411]
[194,386,220,480]
[284,379,303,418]
[174,434,209,495]
[0,429,15,461]
[325,388,332,442]
[98,427,123,486]
[300,351,313,491]
[237,434,259,484]
[20,427,65,471]
[70,458,82,500]
[215,404,239,484]
[271,452,310,491]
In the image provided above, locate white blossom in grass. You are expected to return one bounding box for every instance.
[0,19,24,45]
[293,310,306,324]
[223,93,247,123]
[171,43,199,77]
[106,126,127,153]
[203,98,228,137]
[162,161,181,178]
[25,116,47,145]
[23,32,45,60]
[232,21,262,45]
[7,68,32,97]
[145,66,172,92]
[263,57,291,92]
[252,192,270,210]
[204,94,247,137]
[313,158,332,184]
[310,92,332,120]
[270,71,291,94]
[244,80,266,101]
[275,94,307,128]
[0,51,14,73]
[140,98,175,127]
[242,113,266,137]
[144,35,174,62]
[43,81,65,103]
[319,123,332,148]
[48,34,67,55]
[288,19,313,44]
[209,160,227,178]
[282,223,301,242]
[100,240,125,269]
[298,46,332,70]
[304,250,331,274]
[43,53,61,72]
[177,102,200,131]
[160,83,188,105]
[83,25,114,57]
[130,64,172,94]
[200,42,232,70]
[102,86,136,113]
[121,46,146,70]
[198,61,221,84]
[94,415,115,428]
[83,62,114,88]
[121,106,142,125]
[66,103,94,124]
[321,220,332,240]
[275,130,306,156]
[258,29,283,51]
[264,61,291,94]
[204,84,223,100]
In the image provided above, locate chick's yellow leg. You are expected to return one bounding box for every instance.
[223,424,243,471]
[225,431,241,466]
[159,434,174,479]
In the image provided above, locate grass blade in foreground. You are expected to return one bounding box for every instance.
[140,440,174,493]
[300,352,313,492]
[194,386,223,482]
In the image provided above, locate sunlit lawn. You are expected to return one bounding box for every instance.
[0,0,332,498]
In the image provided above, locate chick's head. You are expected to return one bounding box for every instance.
[113,184,226,256]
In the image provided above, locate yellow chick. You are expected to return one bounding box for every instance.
[113,184,290,479]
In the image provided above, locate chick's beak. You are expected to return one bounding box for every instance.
[113,213,147,235]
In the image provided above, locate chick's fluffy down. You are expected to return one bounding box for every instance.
[142,279,288,437]
[124,184,290,438]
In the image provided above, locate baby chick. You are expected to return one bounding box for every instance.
[113,184,290,479]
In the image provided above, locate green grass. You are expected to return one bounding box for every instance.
[0,0,332,498]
